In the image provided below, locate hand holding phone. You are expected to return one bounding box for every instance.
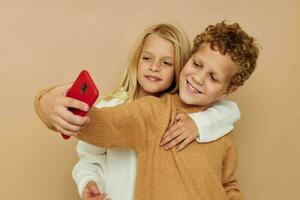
[61,70,99,139]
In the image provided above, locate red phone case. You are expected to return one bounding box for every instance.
[61,70,99,139]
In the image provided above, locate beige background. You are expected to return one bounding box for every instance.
[0,0,299,199]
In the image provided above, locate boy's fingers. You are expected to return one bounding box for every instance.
[62,97,89,112]
[53,104,89,126]
[160,128,181,145]
[54,123,77,137]
[164,134,187,150]
[54,116,82,132]
[63,110,90,126]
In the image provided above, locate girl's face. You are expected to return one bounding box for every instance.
[136,33,175,98]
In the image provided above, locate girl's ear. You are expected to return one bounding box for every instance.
[219,86,239,99]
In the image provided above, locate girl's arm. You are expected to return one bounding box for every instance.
[189,100,240,143]
[161,100,240,150]
[72,141,108,198]
[72,99,123,198]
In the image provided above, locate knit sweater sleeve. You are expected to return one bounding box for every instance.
[34,86,59,131]
[76,95,171,151]
[222,135,244,200]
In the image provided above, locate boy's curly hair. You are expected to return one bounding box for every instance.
[191,21,260,87]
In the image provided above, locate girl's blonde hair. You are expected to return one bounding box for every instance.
[104,23,191,102]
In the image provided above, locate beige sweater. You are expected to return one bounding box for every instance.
[35,91,243,200]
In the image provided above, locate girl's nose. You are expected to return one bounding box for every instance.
[149,60,160,72]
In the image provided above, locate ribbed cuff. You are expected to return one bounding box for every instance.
[33,86,57,130]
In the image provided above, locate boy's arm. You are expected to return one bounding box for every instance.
[72,141,108,198]
[76,96,171,151]
[189,100,240,143]
[222,135,244,200]
[34,86,58,131]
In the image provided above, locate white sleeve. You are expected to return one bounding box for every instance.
[72,98,123,197]
[72,141,108,197]
[188,100,240,143]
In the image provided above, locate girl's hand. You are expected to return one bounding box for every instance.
[82,181,110,200]
[39,84,90,136]
[160,113,199,151]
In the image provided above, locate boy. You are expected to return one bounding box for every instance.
[35,21,259,200]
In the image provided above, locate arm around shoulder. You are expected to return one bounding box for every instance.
[189,100,240,143]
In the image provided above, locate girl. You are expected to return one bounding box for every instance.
[35,23,240,200]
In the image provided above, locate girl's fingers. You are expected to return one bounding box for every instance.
[164,133,187,150]
[160,127,181,146]
[175,112,185,121]
[176,137,193,151]
[162,123,179,138]
[82,188,92,199]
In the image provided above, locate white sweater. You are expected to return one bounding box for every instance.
[72,98,240,200]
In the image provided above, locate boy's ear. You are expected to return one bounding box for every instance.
[220,86,239,99]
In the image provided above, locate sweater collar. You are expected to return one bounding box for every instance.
[171,93,206,113]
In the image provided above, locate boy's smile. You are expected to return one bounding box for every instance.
[179,43,238,107]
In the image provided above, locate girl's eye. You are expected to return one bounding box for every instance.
[143,56,151,60]
[163,61,173,66]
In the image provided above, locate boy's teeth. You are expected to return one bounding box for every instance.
[187,81,200,93]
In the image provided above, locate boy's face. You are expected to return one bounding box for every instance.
[179,43,238,106]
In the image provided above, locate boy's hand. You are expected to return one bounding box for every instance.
[39,84,90,136]
[160,113,199,151]
[82,181,110,200]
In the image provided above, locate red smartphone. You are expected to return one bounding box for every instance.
[61,70,99,140]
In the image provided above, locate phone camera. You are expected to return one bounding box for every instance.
[81,83,87,94]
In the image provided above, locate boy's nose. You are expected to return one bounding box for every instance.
[193,71,205,85]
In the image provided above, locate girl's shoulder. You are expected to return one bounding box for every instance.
[95,90,127,108]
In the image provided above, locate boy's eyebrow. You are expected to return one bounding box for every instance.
[193,55,226,81]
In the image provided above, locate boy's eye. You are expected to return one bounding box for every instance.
[193,61,201,68]
[210,74,218,82]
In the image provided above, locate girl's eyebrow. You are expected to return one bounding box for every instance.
[142,50,174,60]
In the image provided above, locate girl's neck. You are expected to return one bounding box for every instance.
[135,86,160,100]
